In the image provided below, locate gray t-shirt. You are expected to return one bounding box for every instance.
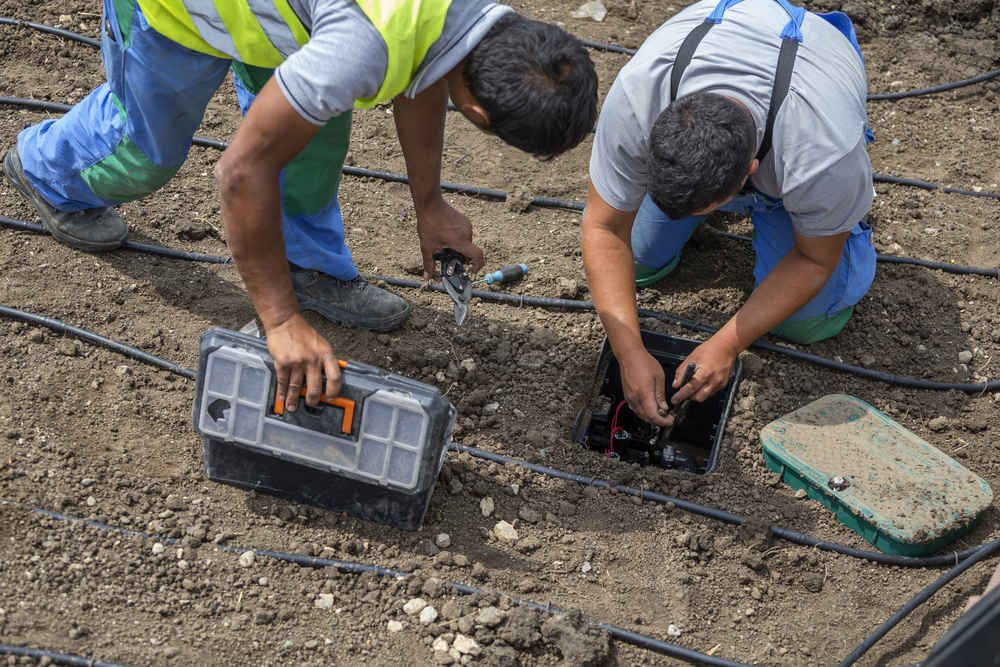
[274,0,512,125]
[590,0,873,236]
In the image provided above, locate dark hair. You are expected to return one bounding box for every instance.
[464,14,598,157]
[648,92,756,219]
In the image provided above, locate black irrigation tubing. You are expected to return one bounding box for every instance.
[873,173,1000,201]
[0,644,128,667]
[867,68,1000,101]
[4,95,1000,207]
[0,498,751,667]
[0,305,196,379]
[0,211,998,393]
[0,215,232,263]
[836,538,1000,667]
[709,229,1000,278]
[1,303,995,568]
[367,273,1000,394]
[4,16,998,102]
[449,443,1000,568]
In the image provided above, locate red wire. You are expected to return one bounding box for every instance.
[607,399,628,457]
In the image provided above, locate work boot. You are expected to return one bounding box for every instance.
[3,147,128,251]
[290,267,411,332]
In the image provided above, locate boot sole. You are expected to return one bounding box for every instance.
[296,294,412,333]
[3,149,127,253]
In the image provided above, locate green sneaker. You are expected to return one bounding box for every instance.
[290,268,411,332]
[3,147,127,252]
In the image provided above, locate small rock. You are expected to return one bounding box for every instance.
[253,610,275,625]
[420,606,439,625]
[476,606,505,628]
[436,533,452,549]
[493,521,519,542]
[387,620,404,633]
[571,0,608,21]
[404,598,428,615]
[453,554,469,567]
[958,350,973,364]
[580,561,592,573]
[928,416,949,432]
[115,365,132,376]
[794,489,808,499]
[238,551,255,568]
[557,277,580,299]
[28,330,45,344]
[452,634,481,656]
[517,506,541,524]
[459,358,477,376]
[482,402,500,414]
[480,497,495,517]
[471,563,487,581]
[516,536,542,553]
[164,494,187,511]
[151,543,165,555]
[80,478,96,487]
[667,624,682,637]
[433,637,451,652]
[505,186,533,213]
[314,594,335,609]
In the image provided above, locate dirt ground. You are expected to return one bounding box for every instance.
[1,0,999,665]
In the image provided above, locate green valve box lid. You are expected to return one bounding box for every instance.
[760,394,993,556]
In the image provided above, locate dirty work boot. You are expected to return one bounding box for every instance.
[290,267,411,332]
[3,147,128,251]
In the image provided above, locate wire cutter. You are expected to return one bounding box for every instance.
[433,248,472,326]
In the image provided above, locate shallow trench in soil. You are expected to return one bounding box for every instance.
[1,0,999,665]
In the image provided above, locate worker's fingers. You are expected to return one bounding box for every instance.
[285,366,306,412]
[304,360,323,407]
[323,354,343,399]
[275,367,290,407]
[465,245,485,275]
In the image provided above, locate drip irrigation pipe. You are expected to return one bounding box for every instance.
[0,305,196,380]
[836,538,1000,667]
[2,209,998,280]
[0,498,751,667]
[0,217,997,394]
[367,273,1000,394]
[4,17,998,102]
[4,95,1000,207]
[1,301,997,568]
[0,216,232,264]
[0,644,127,667]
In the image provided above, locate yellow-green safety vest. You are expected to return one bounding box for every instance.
[135,0,452,108]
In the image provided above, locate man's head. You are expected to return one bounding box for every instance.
[457,14,597,157]
[648,92,758,219]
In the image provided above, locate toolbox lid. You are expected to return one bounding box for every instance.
[761,394,993,555]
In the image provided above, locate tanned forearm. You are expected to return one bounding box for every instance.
[580,181,644,362]
[393,79,448,212]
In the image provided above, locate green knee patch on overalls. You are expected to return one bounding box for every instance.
[232,62,352,218]
[769,306,854,344]
[80,93,180,201]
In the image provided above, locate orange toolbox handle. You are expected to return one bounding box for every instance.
[271,360,355,435]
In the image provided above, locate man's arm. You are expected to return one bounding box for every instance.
[215,76,342,411]
[581,180,673,426]
[393,80,484,277]
[671,230,849,404]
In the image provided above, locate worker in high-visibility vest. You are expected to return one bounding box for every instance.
[4,0,598,410]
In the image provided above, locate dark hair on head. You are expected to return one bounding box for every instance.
[464,14,598,157]
[648,92,756,219]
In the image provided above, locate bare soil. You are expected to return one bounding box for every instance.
[2,0,999,665]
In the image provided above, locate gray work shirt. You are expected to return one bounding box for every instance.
[275,0,512,125]
[590,0,873,236]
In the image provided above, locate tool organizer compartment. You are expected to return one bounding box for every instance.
[192,328,456,531]
[572,330,741,473]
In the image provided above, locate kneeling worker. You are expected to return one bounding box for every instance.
[582,0,876,425]
[5,0,598,410]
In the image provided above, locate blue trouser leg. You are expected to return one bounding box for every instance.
[16,0,231,211]
[232,72,357,280]
[629,192,876,327]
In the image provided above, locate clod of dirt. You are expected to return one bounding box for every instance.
[540,610,615,666]
[500,606,542,649]
[506,186,533,213]
[176,221,215,241]
[557,277,580,299]
[801,572,825,593]
[481,496,495,517]
[518,505,541,523]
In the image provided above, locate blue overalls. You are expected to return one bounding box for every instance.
[631,0,877,344]
[14,0,357,280]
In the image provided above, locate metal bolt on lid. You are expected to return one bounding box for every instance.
[828,475,850,491]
